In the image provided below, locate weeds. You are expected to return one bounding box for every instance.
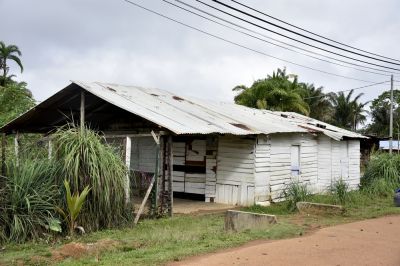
[330,179,351,205]
[282,181,311,211]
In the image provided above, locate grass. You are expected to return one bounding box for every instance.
[1,193,400,266]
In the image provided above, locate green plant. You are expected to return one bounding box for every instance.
[57,180,91,236]
[53,125,129,231]
[282,181,311,211]
[0,159,60,243]
[361,153,400,196]
[330,178,351,205]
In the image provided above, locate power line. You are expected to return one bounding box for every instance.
[230,0,400,64]
[212,0,400,66]
[166,0,396,77]
[122,0,375,83]
[303,81,390,100]
[195,0,400,72]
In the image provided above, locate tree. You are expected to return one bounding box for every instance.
[233,68,310,115]
[366,90,400,137]
[0,41,23,86]
[301,83,332,122]
[329,89,368,131]
[0,81,35,126]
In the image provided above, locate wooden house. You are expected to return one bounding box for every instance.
[0,81,366,207]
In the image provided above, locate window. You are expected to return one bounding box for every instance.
[291,145,300,176]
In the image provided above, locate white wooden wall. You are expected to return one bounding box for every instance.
[317,135,332,190]
[215,135,256,206]
[268,133,318,201]
[254,135,270,203]
[347,140,361,189]
[317,136,360,191]
[205,137,218,202]
[172,141,185,192]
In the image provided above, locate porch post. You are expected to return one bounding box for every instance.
[1,133,5,176]
[125,136,132,204]
[14,132,19,166]
[168,135,173,217]
[80,90,85,130]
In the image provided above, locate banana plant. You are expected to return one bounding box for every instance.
[57,180,91,236]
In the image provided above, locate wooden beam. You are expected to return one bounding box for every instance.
[48,139,52,160]
[168,135,173,217]
[125,136,132,204]
[134,174,156,225]
[14,132,19,166]
[1,133,5,176]
[80,90,85,130]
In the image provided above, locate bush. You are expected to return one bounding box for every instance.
[0,159,60,243]
[283,181,311,211]
[361,153,400,196]
[53,125,130,232]
[330,179,351,205]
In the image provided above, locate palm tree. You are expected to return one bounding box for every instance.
[330,89,367,131]
[233,68,309,115]
[301,83,332,122]
[0,41,23,86]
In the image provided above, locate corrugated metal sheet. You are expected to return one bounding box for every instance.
[1,81,367,140]
[74,81,307,135]
[269,111,367,140]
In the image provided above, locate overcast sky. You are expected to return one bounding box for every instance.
[2,0,400,106]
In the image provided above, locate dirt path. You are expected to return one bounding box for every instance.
[171,215,400,266]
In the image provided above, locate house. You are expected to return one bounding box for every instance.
[0,81,366,207]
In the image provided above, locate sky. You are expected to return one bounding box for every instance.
[1,0,400,108]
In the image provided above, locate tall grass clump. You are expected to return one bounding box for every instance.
[330,178,351,205]
[361,153,400,197]
[53,125,129,231]
[0,159,60,243]
[283,181,311,211]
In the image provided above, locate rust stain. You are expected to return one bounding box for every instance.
[230,123,252,131]
[150,93,159,97]
[173,95,185,101]
[106,86,116,92]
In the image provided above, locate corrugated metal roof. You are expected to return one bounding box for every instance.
[75,81,307,135]
[1,81,367,140]
[269,111,367,140]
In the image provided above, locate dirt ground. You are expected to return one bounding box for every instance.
[171,215,400,266]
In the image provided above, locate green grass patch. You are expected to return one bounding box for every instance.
[2,194,400,266]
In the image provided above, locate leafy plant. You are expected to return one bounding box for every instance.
[282,181,311,211]
[361,153,400,196]
[330,178,350,205]
[0,159,60,243]
[57,180,91,236]
[53,125,129,231]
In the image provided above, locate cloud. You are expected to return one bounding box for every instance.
[1,0,399,109]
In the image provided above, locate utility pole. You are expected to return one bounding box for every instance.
[389,75,394,154]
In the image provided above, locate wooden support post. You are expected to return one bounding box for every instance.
[1,133,5,176]
[80,90,85,130]
[48,139,52,160]
[125,136,132,204]
[134,174,156,225]
[14,132,19,166]
[168,135,173,217]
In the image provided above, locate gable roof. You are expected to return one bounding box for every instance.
[0,81,366,140]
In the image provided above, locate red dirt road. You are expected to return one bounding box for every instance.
[172,215,400,266]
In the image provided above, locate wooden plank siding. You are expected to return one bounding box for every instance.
[215,135,256,206]
[254,135,270,203]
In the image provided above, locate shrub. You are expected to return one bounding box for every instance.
[53,125,130,231]
[283,181,311,211]
[0,159,60,243]
[361,153,400,196]
[330,179,350,205]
